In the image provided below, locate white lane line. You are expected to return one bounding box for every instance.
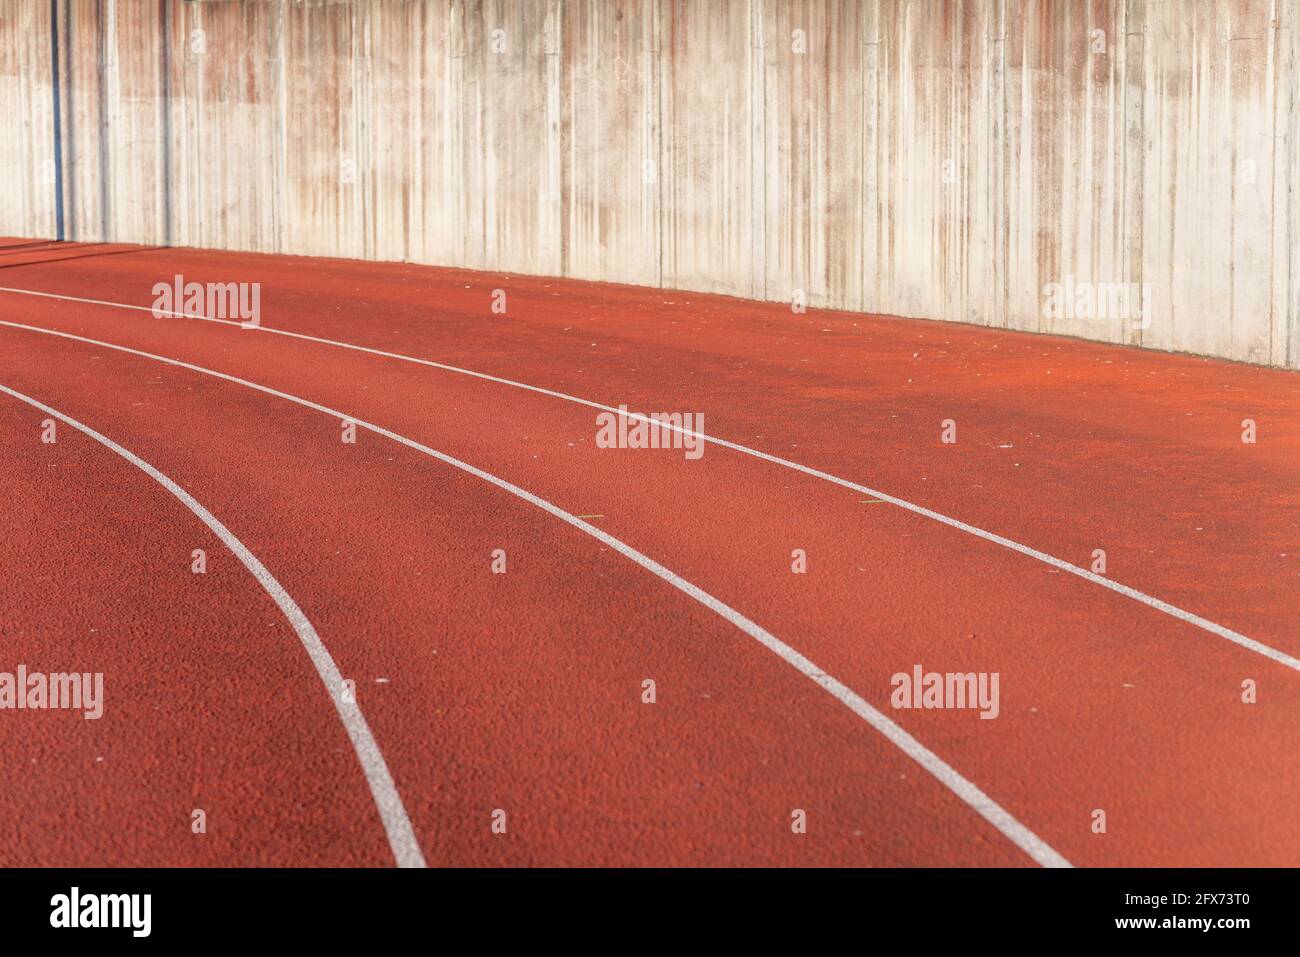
[2,284,1292,673]
[0,320,1070,868]
[0,380,427,869]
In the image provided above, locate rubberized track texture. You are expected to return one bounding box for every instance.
[1,238,1297,867]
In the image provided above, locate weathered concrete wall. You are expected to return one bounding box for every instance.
[1,0,1296,367]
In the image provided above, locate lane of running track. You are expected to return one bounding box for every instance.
[1,327,1044,866]
[3,267,1298,866]
[0,386,389,866]
[2,240,1294,651]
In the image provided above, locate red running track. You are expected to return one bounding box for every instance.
[1,238,1297,867]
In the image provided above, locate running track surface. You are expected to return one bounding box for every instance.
[1,238,1297,868]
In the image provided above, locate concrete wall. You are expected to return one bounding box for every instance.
[1,0,1296,368]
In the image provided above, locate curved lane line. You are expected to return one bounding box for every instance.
[0,320,1071,867]
[0,285,1292,672]
[0,380,427,868]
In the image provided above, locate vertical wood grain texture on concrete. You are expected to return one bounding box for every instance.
[1,0,1295,368]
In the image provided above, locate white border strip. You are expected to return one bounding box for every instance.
[1,284,1292,672]
[0,380,427,868]
[0,320,1070,867]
